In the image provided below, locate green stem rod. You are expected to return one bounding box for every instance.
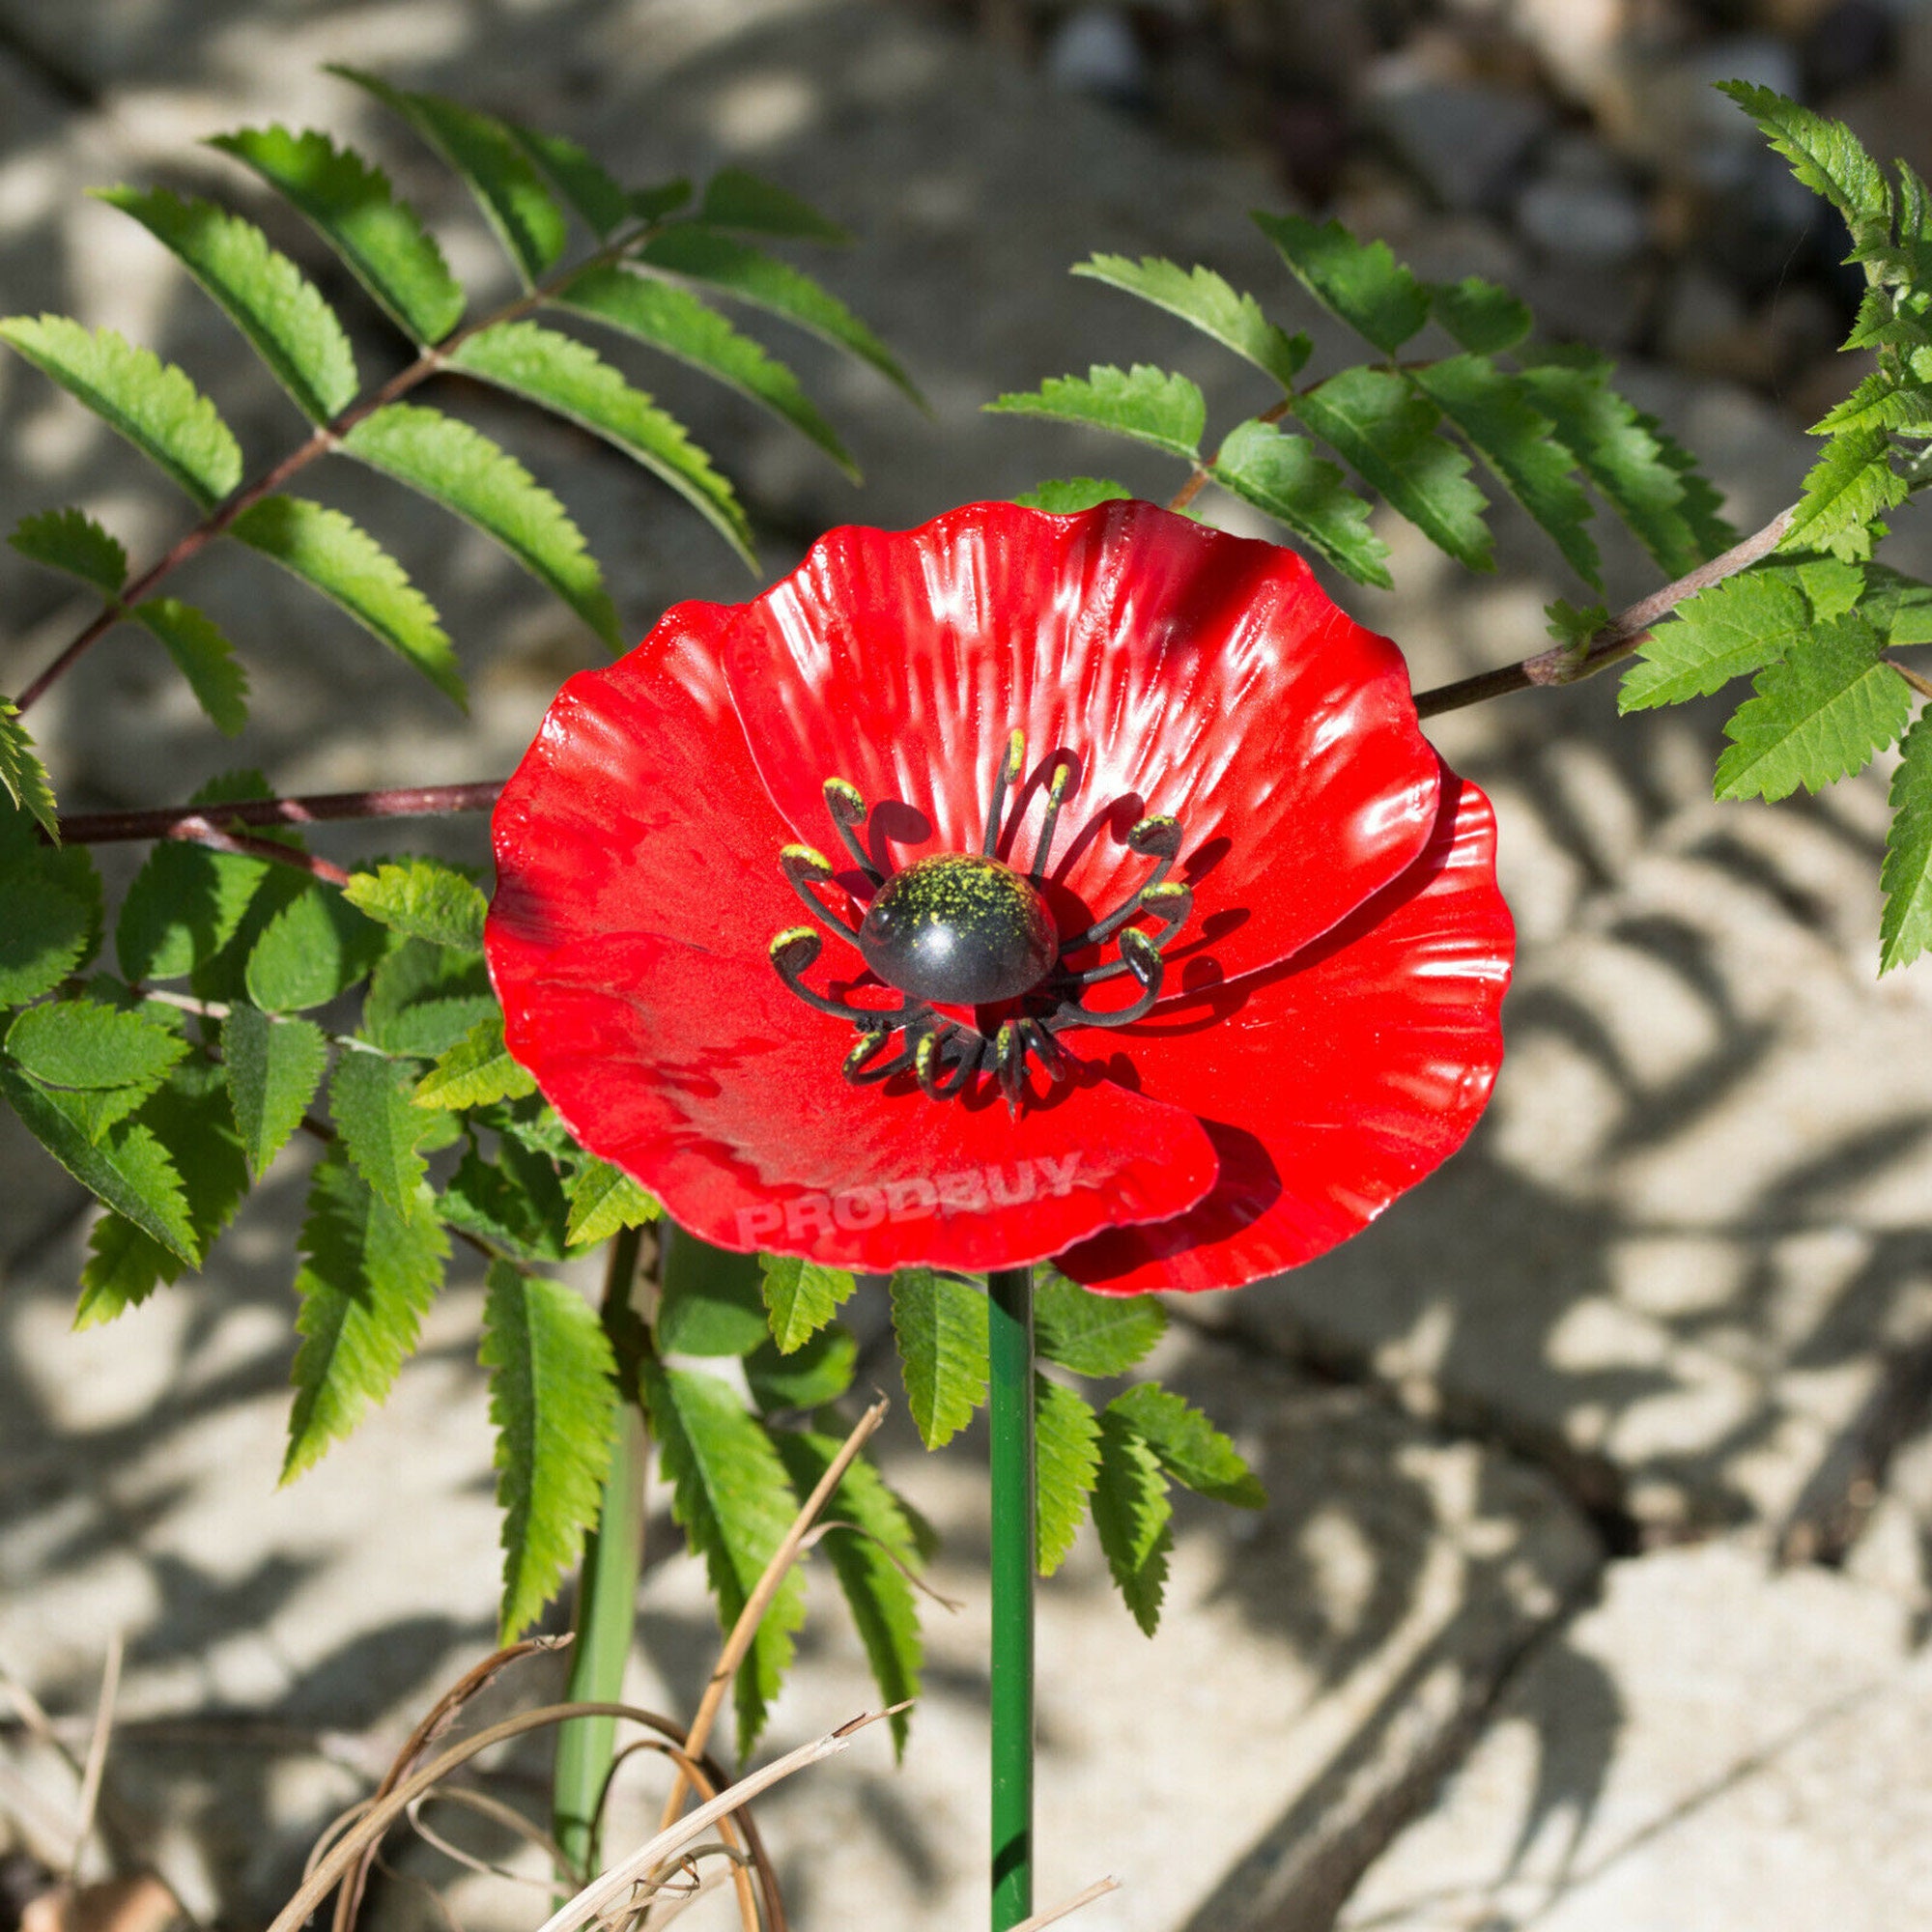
[553,1225,648,1882]
[986,1265,1036,1932]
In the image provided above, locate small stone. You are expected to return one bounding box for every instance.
[1042,5,1147,105]
[1515,135,1650,266]
[1364,78,1552,212]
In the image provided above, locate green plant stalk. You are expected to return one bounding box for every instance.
[553,1223,648,1881]
[986,1264,1036,1932]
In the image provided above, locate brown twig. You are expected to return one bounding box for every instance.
[1890,655,1932,703]
[654,1401,890,1834]
[56,781,502,845]
[1010,1877,1122,1931]
[1413,508,1796,719]
[333,1637,566,1932]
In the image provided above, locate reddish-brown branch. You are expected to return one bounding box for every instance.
[57,781,501,844]
[1414,508,1796,720]
[164,820,353,886]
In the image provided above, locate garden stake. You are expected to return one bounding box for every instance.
[987,1264,1037,1931]
[553,1224,648,1881]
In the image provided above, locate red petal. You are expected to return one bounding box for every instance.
[1055,770,1512,1293]
[490,932,1219,1274]
[724,499,1439,983]
[488,600,817,972]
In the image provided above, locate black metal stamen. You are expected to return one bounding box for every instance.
[770,734,1198,1108]
[823,777,884,882]
[981,729,1026,859]
[1030,756,1071,884]
[781,844,860,935]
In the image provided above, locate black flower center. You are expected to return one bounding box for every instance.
[768,728,1194,1108]
[857,853,1058,1005]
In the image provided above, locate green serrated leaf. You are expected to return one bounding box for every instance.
[441,1138,570,1261]
[1814,368,1932,439]
[659,1227,770,1356]
[116,776,277,982]
[744,1325,858,1413]
[630,180,694,225]
[1293,364,1492,571]
[1865,564,1932,644]
[481,1260,616,1639]
[1796,554,1866,621]
[361,939,493,1058]
[639,1361,807,1758]
[0,1065,196,1263]
[1409,354,1599,585]
[343,858,486,951]
[284,1148,447,1479]
[1253,212,1429,356]
[222,1004,327,1176]
[637,226,921,404]
[0,866,92,1003]
[341,402,620,646]
[327,1049,432,1222]
[505,123,631,239]
[1092,1407,1173,1635]
[986,362,1205,462]
[1010,477,1135,513]
[139,1055,249,1257]
[760,1251,859,1353]
[562,1157,660,1246]
[890,1266,989,1450]
[1782,424,1908,563]
[1545,599,1608,652]
[696,169,852,244]
[448,322,753,572]
[94,186,358,421]
[1621,568,1810,712]
[1209,416,1390,585]
[1034,1269,1167,1378]
[0,705,62,847]
[130,597,248,735]
[9,507,127,597]
[1430,274,1533,355]
[5,997,187,1094]
[1715,616,1912,802]
[1881,708,1932,973]
[0,316,242,509]
[1108,1382,1264,1507]
[328,69,566,285]
[1716,81,1890,251]
[229,495,463,707]
[554,265,856,478]
[242,883,386,1012]
[771,1431,922,1757]
[1517,355,1713,578]
[75,1212,173,1328]
[209,125,465,344]
[1035,1374,1100,1577]
[1072,254,1309,390]
[412,1009,535,1110]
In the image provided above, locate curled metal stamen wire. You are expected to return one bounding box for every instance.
[769,731,1195,1106]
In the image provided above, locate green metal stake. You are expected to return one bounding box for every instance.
[553,1224,648,1882]
[986,1264,1036,1932]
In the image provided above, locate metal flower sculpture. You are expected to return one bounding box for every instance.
[487,499,1513,1290]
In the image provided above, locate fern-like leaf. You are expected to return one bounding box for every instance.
[130,597,248,735]
[95,186,358,421]
[284,1148,447,1480]
[1252,212,1429,355]
[481,1260,616,1639]
[1881,709,1932,974]
[889,1266,990,1449]
[0,317,242,509]
[986,363,1205,461]
[340,402,619,647]
[9,507,128,598]
[1209,417,1389,585]
[209,125,465,344]
[448,322,753,569]
[1073,254,1309,390]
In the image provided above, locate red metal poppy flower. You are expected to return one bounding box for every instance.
[486,499,1512,1291]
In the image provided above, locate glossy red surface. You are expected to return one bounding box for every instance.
[487,499,1512,1285]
